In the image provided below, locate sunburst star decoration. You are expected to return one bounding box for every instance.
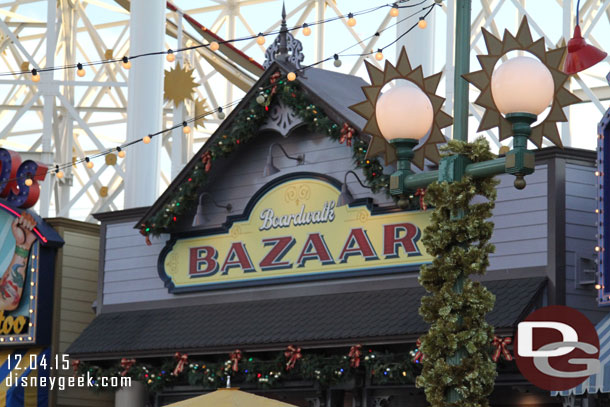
[463,17,581,148]
[194,98,209,129]
[349,48,453,169]
[164,66,199,107]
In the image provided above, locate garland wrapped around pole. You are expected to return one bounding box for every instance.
[416,138,499,407]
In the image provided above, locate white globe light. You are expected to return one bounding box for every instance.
[491,56,554,116]
[375,82,433,141]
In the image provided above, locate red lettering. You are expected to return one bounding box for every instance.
[296,233,334,267]
[339,228,378,263]
[221,242,255,274]
[260,237,295,271]
[189,246,219,277]
[383,223,421,258]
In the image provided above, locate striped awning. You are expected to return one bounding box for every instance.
[0,348,49,407]
[554,312,610,396]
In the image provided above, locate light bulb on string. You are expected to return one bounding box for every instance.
[117,147,125,158]
[210,41,220,51]
[182,121,191,134]
[418,17,427,29]
[143,135,151,144]
[77,63,85,77]
[375,49,384,61]
[121,56,131,69]
[347,13,356,27]
[390,4,399,17]
[24,178,33,187]
[256,93,266,104]
[56,169,64,179]
[302,23,311,36]
[333,54,342,68]
[287,72,297,81]
[166,50,175,62]
[256,33,265,45]
[85,157,94,169]
[217,107,225,120]
[31,69,40,82]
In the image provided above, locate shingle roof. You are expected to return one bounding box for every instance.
[67,277,545,358]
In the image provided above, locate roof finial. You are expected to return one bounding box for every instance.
[279,1,288,60]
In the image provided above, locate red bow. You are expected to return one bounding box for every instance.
[71,359,80,376]
[269,71,281,96]
[284,345,302,371]
[413,339,424,363]
[139,229,152,246]
[120,358,136,376]
[201,151,212,173]
[173,352,188,376]
[414,188,427,211]
[492,336,513,362]
[340,123,355,147]
[230,349,242,372]
[348,345,362,368]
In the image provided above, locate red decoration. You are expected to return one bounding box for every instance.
[348,345,362,368]
[201,151,212,173]
[339,123,355,147]
[173,352,188,376]
[492,335,513,362]
[269,71,281,96]
[564,25,607,75]
[230,349,242,372]
[71,359,80,376]
[284,345,302,371]
[415,188,427,211]
[413,338,424,363]
[120,358,136,376]
[139,229,152,246]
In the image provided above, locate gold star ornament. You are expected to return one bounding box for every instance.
[349,48,453,169]
[164,66,199,107]
[463,17,581,148]
[193,98,209,130]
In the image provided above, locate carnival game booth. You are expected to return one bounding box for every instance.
[67,28,602,407]
[0,153,63,407]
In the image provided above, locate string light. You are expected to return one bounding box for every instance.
[302,23,311,36]
[390,4,399,17]
[596,171,602,176]
[418,17,427,29]
[55,165,64,179]
[210,41,220,51]
[182,122,191,134]
[25,178,33,187]
[31,69,40,82]
[333,54,342,67]
[143,135,151,144]
[347,13,356,27]
[121,56,131,69]
[256,94,266,104]
[287,72,297,81]
[117,147,125,158]
[77,63,85,77]
[166,50,175,63]
[596,284,602,290]
[85,157,94,169]
[375,48,384,61]
[256,33,266,45]
[596,246,602,252]
[217,107,226,120]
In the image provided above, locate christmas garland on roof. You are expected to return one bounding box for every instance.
[139,71,394,238]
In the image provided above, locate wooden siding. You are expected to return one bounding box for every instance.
[48,222,113,407]
[101,126,550,308]
[564,162,606,324]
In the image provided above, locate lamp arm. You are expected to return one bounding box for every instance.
[270,143,303,162]
[198,192,232,212]
[344,170,372,190]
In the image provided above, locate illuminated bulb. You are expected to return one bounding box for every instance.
[217,107,225,120]
[86,161,94,169]
[25,178,33,187]
[121,56,131,69]
[56,170,64,179]
[596,284,602,290]
[166,50,175,62]
[375,49,384,61]
[595,246,602,252]
[390,5,399,17]
[287,72,297,81]
[77,63,85,77]
[418,17,427,29]
[347,13,356,27]
[118,149,125,158]
[256,33,265,45]
[31,69,40,82]
[210,41,219,51]
[182,122,191,134]
[302,23,311,36]
[596,209,601,214]
[596,171,602,176]
[143,135,151,144]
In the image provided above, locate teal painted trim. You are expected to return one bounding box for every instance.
[453,0,472,142]
[403,157,506,190]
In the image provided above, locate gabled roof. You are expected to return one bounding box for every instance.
[136,61,371,233]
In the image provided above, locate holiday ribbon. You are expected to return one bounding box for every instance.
[284,345,302,371]
[230,349,242,372]
[173,352,188,376]
[413,339,424,363]
[201,151,212,173]
[339,123,355,147]
[139,229,152,246]
[492,336,513,362]
[414,188,427,211]
[348,345,362,368]
[269,71,281,97]
[71,359,80,376]
[120,358,136,376]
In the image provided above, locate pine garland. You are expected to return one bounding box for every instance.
[416,138,499,407]
[140,71,396,237]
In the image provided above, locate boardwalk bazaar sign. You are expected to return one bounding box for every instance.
[159,175,432,292]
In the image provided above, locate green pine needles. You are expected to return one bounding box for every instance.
[416,138,499,407]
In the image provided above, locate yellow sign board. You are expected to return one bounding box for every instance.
[159,174,432,292]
